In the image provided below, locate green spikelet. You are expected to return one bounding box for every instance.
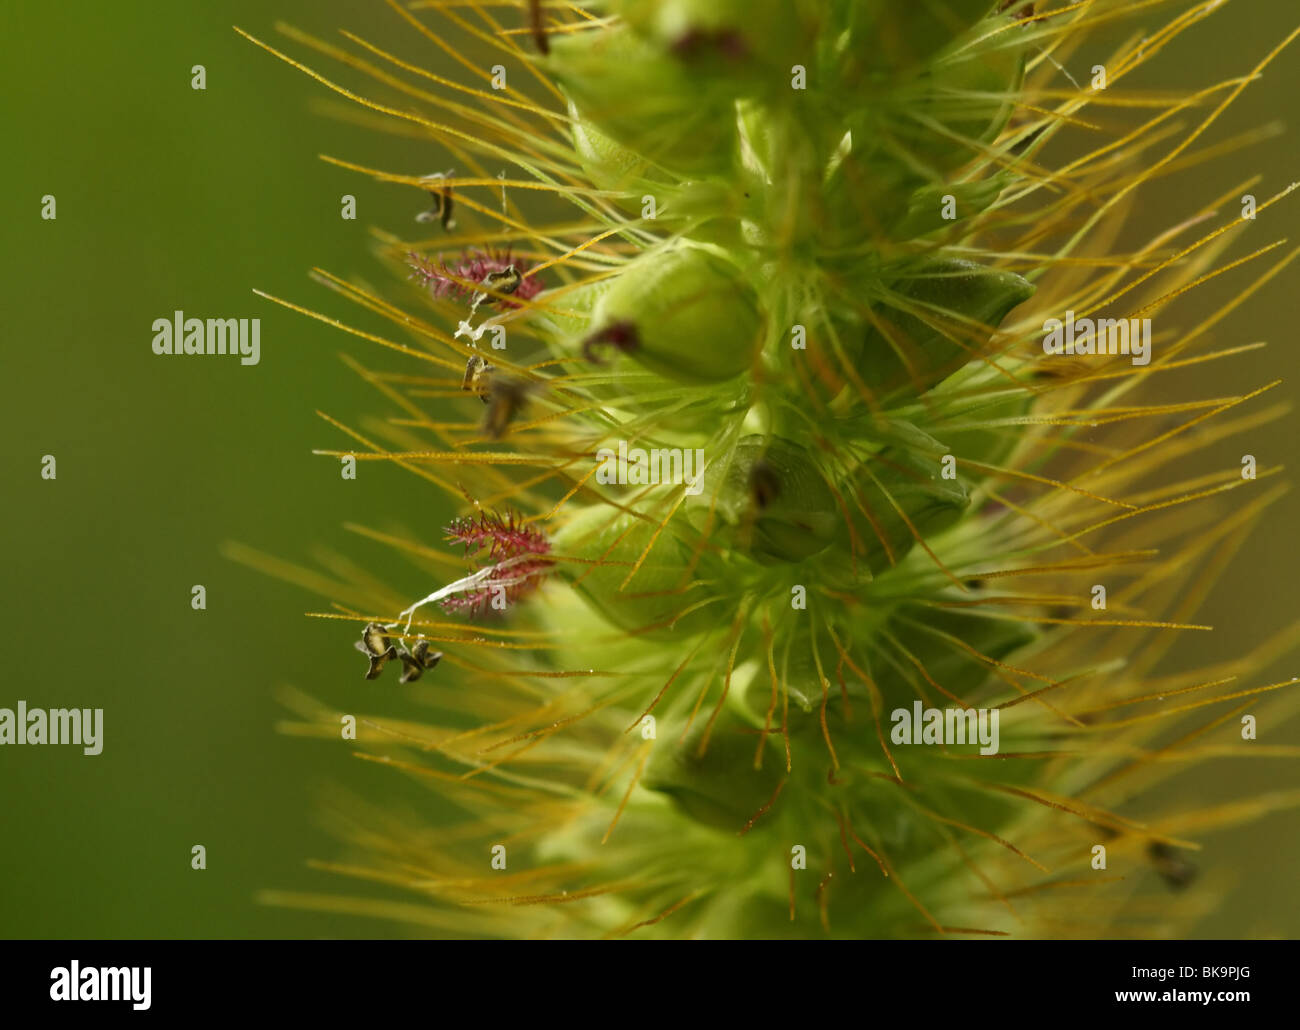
[241,0,1300,939]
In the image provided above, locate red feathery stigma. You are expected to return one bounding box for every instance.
[439,557,552,615]
[446,510,550,560]
[441,511,551,615]
[407,248,544,308]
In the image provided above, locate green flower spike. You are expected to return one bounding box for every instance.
[239,0,1300,939]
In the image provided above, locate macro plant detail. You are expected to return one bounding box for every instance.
[238,0,1300,938]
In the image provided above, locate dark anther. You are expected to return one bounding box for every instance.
[355,622,399,680]
[416,172,456,230]
[482,376,532,440]
[1148,842,1198,890]
[481,265,522,299]
[462,352,495,402]
[468,264,523,314]
[399,640,444,683]
[582,321,640,364]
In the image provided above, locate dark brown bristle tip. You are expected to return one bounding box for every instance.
[530,0,549,55]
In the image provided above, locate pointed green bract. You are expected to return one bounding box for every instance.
[690,435,840,563]
[589,245,765,382]
[549,26,739,177]
[857,257,1035,397]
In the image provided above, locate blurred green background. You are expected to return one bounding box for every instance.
[1,0,1296,938]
